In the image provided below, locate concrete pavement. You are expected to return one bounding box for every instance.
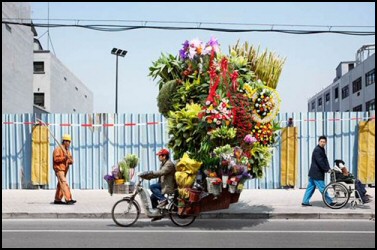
[2,188,375,220]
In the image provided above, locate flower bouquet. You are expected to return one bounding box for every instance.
[104,174,115,195]
[125,154,139,169]
[206,177,222,196]
[227,177,239,193]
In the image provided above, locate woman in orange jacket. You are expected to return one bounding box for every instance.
[53,134,76,205]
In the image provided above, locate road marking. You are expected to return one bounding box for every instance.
[2,230,375,233]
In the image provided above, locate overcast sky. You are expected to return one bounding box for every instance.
[30,2,375,114]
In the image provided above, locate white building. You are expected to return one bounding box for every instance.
[2,2,34,114]
[33,41,93,113]
[308,45,375,112]
[2,2,93,114]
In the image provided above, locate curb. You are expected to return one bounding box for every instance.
[3,212,375,220]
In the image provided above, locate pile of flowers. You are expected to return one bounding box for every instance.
[179,37,220,60]
[251,87,280,124]
[199,98,233,128]
[149,37,285,190]
[103,154,139,195]
[250,122,276,145]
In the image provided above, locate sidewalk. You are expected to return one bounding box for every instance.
[2,188,375,220]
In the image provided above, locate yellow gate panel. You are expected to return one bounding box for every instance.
[31,125,50,185]
[280,127,298,187]
[357,120,375,184]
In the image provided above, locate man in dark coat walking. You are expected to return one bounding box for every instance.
[302,136,333,206]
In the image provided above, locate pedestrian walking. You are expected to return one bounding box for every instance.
[302,136,333,206]
[53,134,76,205]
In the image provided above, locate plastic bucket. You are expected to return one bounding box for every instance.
[189,189,201,202]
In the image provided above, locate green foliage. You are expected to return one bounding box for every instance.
[213,144,234,158]
[118,161,130,181]
[209,126,237,146]
[249,144,273,178]
[157,80,178,117]
[149,53,183,89]
[167,104,206,159]
[200,155,221,174]
[124,154,139,169]
[174,78,209,111]
[230,41,285,89]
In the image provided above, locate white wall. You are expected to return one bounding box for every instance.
[2,2,34,114]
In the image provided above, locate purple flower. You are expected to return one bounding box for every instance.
[179,40,189,60]
[244,134,257,145]
[205,36,220,54]
[104,174,115,182]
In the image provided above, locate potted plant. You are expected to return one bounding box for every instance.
[124,154,139,182]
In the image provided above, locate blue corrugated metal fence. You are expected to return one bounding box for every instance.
[2,112,371,190]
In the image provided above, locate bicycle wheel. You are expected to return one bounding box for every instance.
[112,198,140,227]
[168,202,196,227]
[323,182,350,209]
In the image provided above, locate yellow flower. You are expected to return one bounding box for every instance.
[243,84,256,99]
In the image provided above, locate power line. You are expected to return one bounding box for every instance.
[4,18,375,29]
[2,20,375,36]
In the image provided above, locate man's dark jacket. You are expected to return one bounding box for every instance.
[308,145,330,180]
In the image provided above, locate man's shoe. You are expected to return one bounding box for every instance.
[151,217,162,222]
[156,199,168,209]
[301,203,312,206]
[54,200,65,205]
[66,200,76,205]
[365,194,373,198]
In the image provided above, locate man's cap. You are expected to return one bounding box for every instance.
[62,134,72,142]
[156,148,169,156]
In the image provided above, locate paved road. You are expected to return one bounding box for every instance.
[2,219,375,248]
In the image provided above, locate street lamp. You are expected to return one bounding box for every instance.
[111,48,127,114]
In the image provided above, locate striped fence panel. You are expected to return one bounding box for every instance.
[2,112,372,189]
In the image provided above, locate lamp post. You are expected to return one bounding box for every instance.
[111,48,127,114]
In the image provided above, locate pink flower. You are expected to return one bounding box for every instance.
[244,134,257,145]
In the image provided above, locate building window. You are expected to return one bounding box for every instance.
[348,63,354,71]
[34,93,45,107]
[341,85,349,99]
[325,93,330,103]
[366,69,375,87]
[318,98,322,107]
[353,105,362,111]
[366,99,375,112]
[33,61,45,73]
[311,101,315,110]
[334,87,339,99]
[352,77,362,93]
